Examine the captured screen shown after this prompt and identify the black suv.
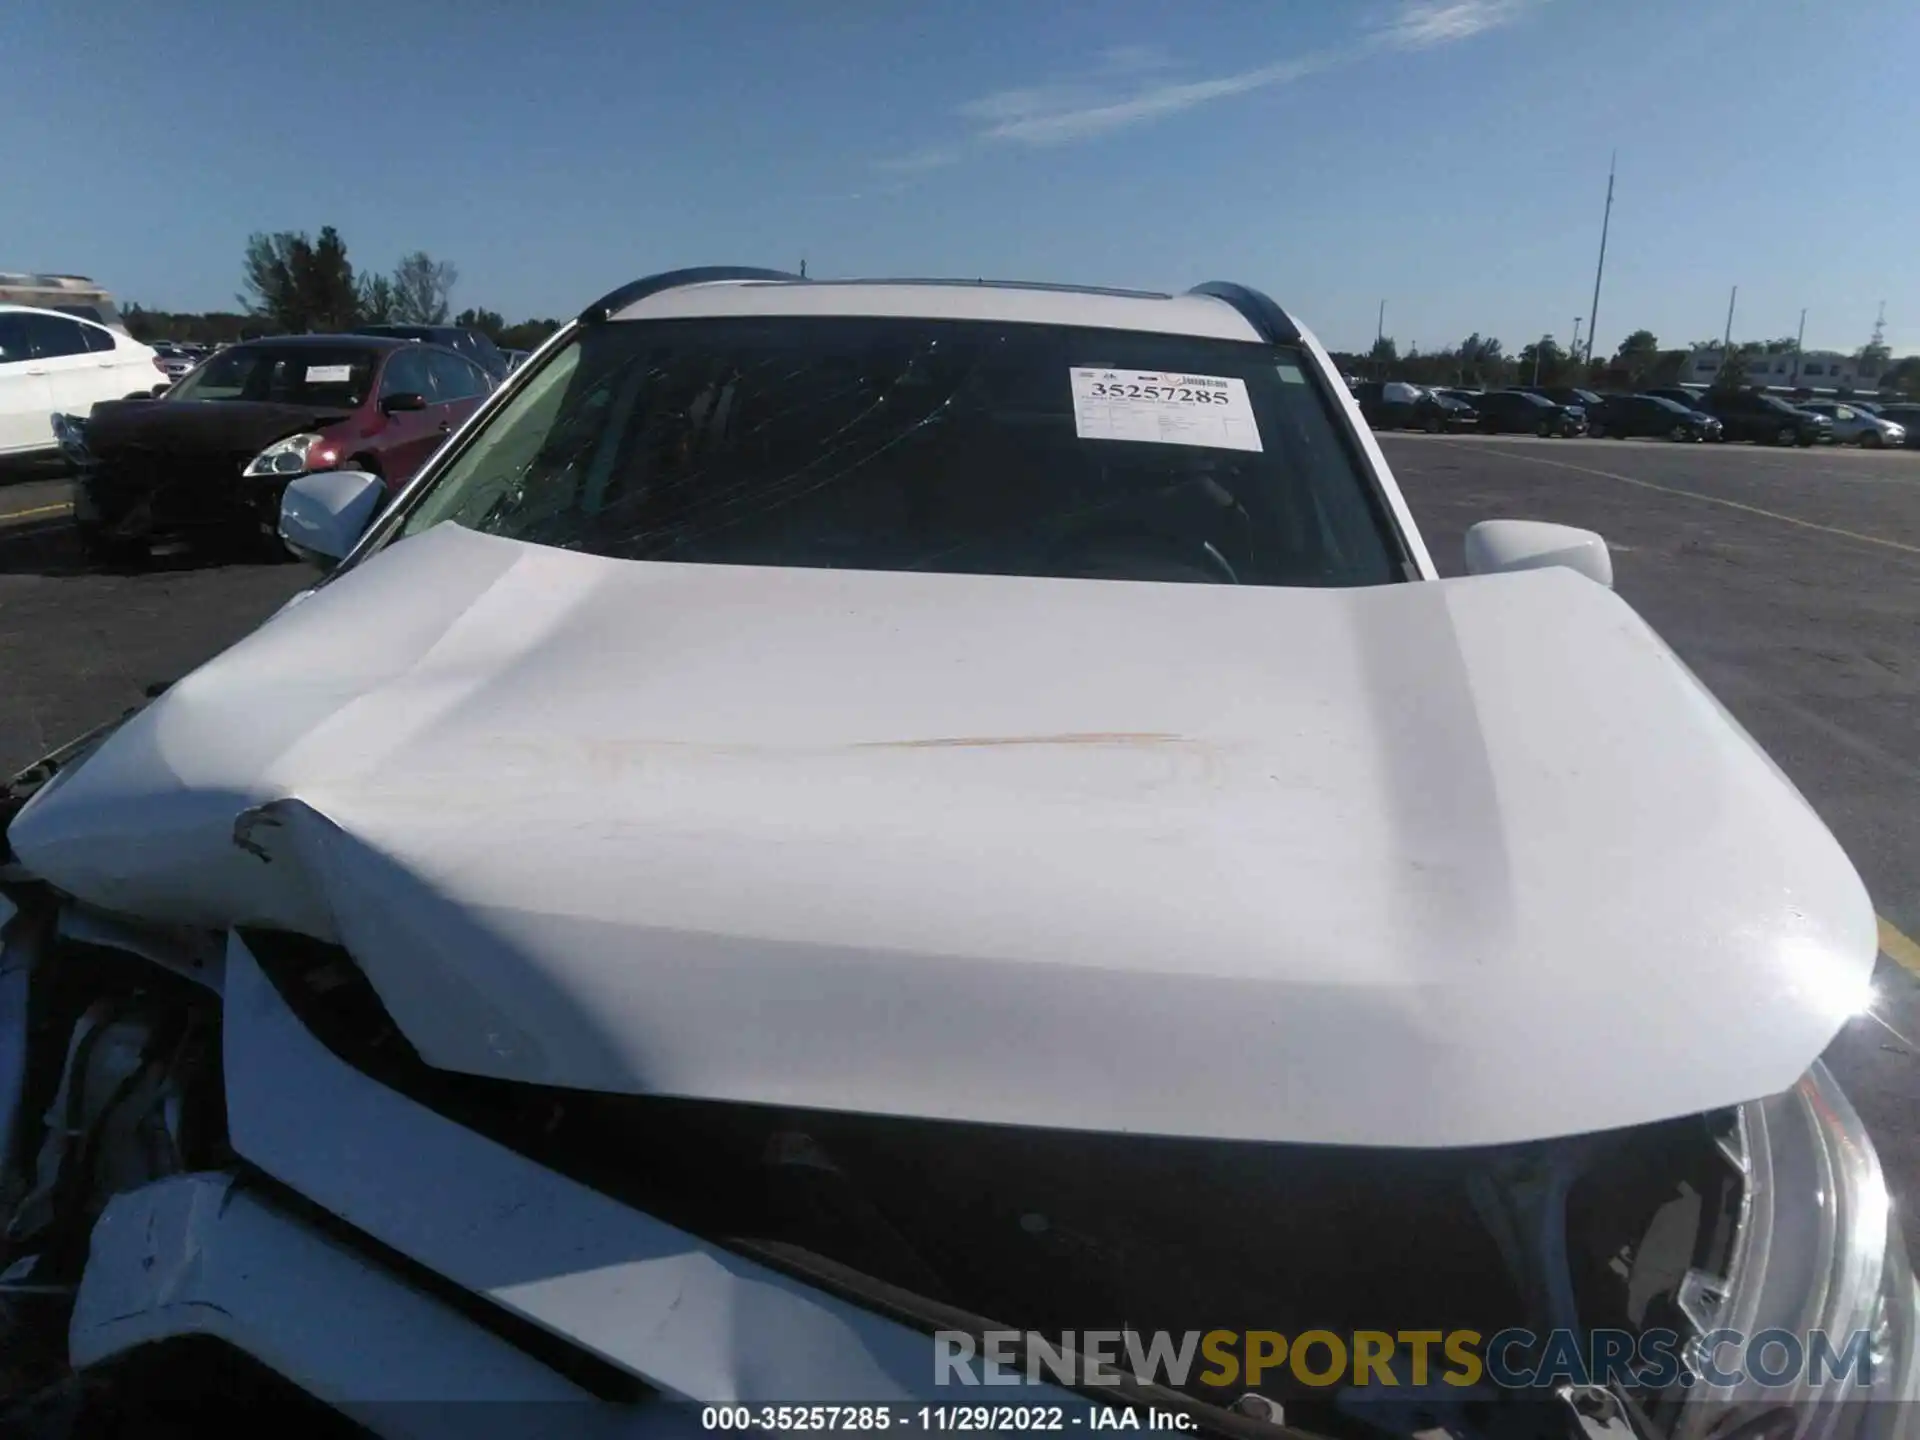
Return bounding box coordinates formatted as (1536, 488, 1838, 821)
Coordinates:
(1692, 389, 1827, 446)
(1467, 389, 1588, 437)
(1587, 394, 1723, 442)
(354, 324, 510, 379)
(1519, 385, 1607, 411)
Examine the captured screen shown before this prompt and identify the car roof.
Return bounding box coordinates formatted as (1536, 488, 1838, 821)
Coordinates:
(0, 301, 118, 325)
(605, 277, 1269, 343)
(225, 332, 414, 351)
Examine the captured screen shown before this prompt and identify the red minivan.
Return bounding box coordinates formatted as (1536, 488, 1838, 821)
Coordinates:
(65, 334, 495, 563)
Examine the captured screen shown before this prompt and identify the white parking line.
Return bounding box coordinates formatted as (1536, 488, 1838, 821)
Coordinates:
(0, 501, 71, 526)
(1443, 443, 1920, 558)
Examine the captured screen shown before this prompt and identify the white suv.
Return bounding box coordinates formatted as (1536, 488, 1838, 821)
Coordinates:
(2, 270, 1912, 1435)
(0, 303, 162, 459)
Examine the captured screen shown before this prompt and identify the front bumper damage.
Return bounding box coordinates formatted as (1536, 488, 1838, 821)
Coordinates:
(0, 714, 1917, 1437)
(53, 412, 285, 545)
(2, 896, 1917, 1437)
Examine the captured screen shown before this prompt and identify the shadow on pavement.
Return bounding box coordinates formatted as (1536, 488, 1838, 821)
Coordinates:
(0, 519, 298, 579)
(0, 456, 74, 488)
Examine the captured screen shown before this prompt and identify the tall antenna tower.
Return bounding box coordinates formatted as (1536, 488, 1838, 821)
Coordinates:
(1870, 301, 1886, 349)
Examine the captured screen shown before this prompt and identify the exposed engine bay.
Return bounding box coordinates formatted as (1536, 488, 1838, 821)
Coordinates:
(0, 878, 1761, 1440)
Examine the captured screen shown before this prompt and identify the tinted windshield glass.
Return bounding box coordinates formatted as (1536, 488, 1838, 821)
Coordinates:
(168, 345, 378, 406)
(390, 316, 1402, 588)
(1646, 395, 1689, 413)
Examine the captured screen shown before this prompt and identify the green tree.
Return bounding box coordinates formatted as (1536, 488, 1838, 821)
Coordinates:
(1368, 335, 1398, 364)
(1613, 328, 1658, 375)
(358, 274, 397, 324)
(498, 318, 562, 351)
(238, 232, 302, 330)
(454, 307, 507, 342)
(300, 227, 360, 330)
(123, 305, 254, 346)
(1458, 333, 1507, 387)
(1517, 336, 1569, 385)
(238, 227, 359, 332)
(391, 252, 458, 324)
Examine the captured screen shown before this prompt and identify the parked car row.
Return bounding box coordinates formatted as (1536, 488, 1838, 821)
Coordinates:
(1348, 375, 1914, 448)
(1352, 381, 1588, 437)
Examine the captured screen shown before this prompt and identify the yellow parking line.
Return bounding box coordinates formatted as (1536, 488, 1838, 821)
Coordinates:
(1882, 916, 1920, 980)
(0, 502, 72, 523)
(1452, 444, 1920, 557)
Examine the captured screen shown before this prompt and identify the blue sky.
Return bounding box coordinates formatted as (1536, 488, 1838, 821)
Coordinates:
(7, 0, 1914, 356)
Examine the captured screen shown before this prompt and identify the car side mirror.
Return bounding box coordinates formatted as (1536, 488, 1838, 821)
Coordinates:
(279, 468, 384, 569)
(379, 391, 428, 414)
(1463, 519, 1613, 588)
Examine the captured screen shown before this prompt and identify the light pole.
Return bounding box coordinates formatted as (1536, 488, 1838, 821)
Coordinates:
(1792, 307, 1806, 387)
(1586, 152, 1615, 366)
(1533, 334, 1553, 386)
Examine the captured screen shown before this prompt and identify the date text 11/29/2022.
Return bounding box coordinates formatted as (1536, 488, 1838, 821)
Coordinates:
(700, 1405, 1198, 1432)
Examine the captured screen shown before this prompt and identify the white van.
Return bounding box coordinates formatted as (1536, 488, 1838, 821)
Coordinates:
(0, 303, 163, 458)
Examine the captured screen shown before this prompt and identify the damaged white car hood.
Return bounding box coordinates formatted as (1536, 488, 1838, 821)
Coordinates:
(10, 523, 1877, 1147)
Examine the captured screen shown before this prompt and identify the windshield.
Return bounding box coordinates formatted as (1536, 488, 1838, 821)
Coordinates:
(1646, 395, 1691, 413)
(387, 315, 1404, 588)
(167, 344, 378, 407)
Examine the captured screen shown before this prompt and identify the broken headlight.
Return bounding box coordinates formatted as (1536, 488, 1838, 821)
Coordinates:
(1670, 1062, 1920, 1437)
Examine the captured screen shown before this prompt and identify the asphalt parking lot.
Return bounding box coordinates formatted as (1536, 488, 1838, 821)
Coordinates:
(3, 435, 1920, 1242)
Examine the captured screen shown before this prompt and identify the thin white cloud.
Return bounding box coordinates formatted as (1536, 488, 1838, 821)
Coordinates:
(876, 0, 1541, 171)
(1376, 0, 1535, 50)
(974, 54, 1337, 146)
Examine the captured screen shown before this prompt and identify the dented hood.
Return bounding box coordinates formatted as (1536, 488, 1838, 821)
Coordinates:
(81, 398, 352, 459)
(8, 524, 1877, 1147)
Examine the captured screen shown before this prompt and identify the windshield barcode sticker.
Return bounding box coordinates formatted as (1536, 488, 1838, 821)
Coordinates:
(1069, 369, 1262, 452)
(305, 365, 353, 383)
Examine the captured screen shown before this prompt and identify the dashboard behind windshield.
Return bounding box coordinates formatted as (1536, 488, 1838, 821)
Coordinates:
(168, 345, 378, 407)
(387, 315, 1405, 588)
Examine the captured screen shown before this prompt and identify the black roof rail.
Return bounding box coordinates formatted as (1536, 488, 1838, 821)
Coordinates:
(579, 266, 806, 323)
(828, 277, 1173, 300)
(1186, 282, 1302, 345)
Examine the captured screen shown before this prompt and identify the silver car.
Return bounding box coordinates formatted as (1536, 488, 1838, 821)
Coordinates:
(1800, 400, 1908, 448)
(149, 343, 199, 382)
